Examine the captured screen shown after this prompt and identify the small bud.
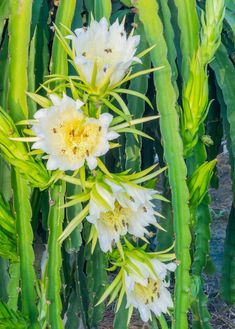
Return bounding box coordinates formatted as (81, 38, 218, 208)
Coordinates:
(188, 160, 217, 208)
(201, 134, 214, 146)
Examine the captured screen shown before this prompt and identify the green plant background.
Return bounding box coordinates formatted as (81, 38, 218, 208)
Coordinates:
(0, 0, 234, 329)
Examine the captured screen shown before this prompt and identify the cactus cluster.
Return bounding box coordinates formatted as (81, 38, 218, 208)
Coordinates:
(0, 1, 234, 329)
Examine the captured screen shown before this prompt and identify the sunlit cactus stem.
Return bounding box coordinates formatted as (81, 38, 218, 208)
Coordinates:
(8, 0, 39, 327)
(94, 0, 112, 21)
(45, 2, 76, 328)
(173, 0, 199, 81)
(46, 181, 66, 329)
(133, 1, 191, 328)
(50, 0, 76, 79)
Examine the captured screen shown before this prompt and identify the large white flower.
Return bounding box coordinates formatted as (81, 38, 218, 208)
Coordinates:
(32, 94, 118, 171)
(68, 17, 141, 88)
(87, 180, 157, 252)
(124, 257, 176, 322)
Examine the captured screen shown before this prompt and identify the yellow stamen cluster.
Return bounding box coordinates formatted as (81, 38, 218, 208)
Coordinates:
(100, 201, 131, 232)
(134, 278, 160, 305)
(52, 119, 102, 160)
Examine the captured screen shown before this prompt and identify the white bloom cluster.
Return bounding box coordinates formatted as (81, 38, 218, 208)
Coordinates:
(68, 17, 141, 88)
(124, 257, 176, 322)
(32, 94, 118, 171)
(87, 179, 156, 252)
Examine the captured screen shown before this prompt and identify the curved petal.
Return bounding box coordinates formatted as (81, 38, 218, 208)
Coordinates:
(47, 156, 59, 170)
(86, 156, 97, 170)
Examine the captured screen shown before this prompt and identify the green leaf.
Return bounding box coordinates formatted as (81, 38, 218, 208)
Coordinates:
(97, 270, 122, 305)
(59, 204, 89, 243)
(26, 92, 51, 108)
(0, 301, 28, 329)
(120, 0, 132, 7)
(109, 92, 131, 115)
(102, 98, 131, 122)
(0, 230, 17, 262)
(0, 1, 9, 19)
(0, 194, 15, 234)
(114, 88, 153, 109)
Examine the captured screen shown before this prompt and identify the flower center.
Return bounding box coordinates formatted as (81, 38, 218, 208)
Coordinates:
(100, 201, 131, 232)
(52, 119, 102, 160)
(134, 278, 160, 305)
(81, 45, 123, 71)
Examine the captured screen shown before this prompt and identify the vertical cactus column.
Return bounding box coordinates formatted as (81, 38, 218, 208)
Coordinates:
(211, 44, 235, 305)
(50, 0, 76, 77)
(46, 181, 66, 329)
(8, 1, 39, 327)
(94, 0, 112, 21)
(173, 0, 199, 81)
(125, 16, 151, 172)
(46, 1, 76, 328)
(135, 1, 191, 328)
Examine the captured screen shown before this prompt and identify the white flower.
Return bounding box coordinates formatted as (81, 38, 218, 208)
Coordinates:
(68, 17, 141, 88)
(124, 258, 176, 322)
(32, 94, 118, 171)
(87, 180, 157, 252)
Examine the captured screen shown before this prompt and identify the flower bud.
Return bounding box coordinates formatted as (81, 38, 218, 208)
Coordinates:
(188, 160, 217, 208)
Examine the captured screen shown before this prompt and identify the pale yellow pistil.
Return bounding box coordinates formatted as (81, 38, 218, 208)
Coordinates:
(51, 119, 102, 160)
(100, 201, 131, 232)
(134, 278, 160, 305)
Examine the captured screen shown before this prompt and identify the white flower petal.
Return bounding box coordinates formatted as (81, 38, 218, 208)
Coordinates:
(95, 184, 115, 210)
(124, 271, 135, 291)
(106, 131, 120, 140)
(96, 221, 116, 252)
(86, 215, 96, 224)
(124, 259, 174, 322)
(69, 18, 140, 88)
(99, 17, 109, 29)
(105, 179, 123, 193)
(31, 140, 45, 150)
(49, 94, 61, 106)
(31, 94, 114, 171)
(34, 109, 47, 119)
(76, 99, 84, 108)
(99, 113, 113, 127)
(86, 156, 97, 170)
(139, 305, 151, 322)
(47, 156, 59, 170)
(166, 262, 177, 272)
(88, 200, 100, 217)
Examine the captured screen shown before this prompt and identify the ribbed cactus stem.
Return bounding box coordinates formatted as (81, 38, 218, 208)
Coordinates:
(134, 1, 191, 327)
(8, 1, 39, 327)
(46, 181, 66, 329)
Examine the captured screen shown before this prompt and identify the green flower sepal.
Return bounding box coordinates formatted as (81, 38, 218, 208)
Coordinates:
(0, 108, 52, 189)
(187, 159, 217, 210)
(97, 241, 176, 323)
